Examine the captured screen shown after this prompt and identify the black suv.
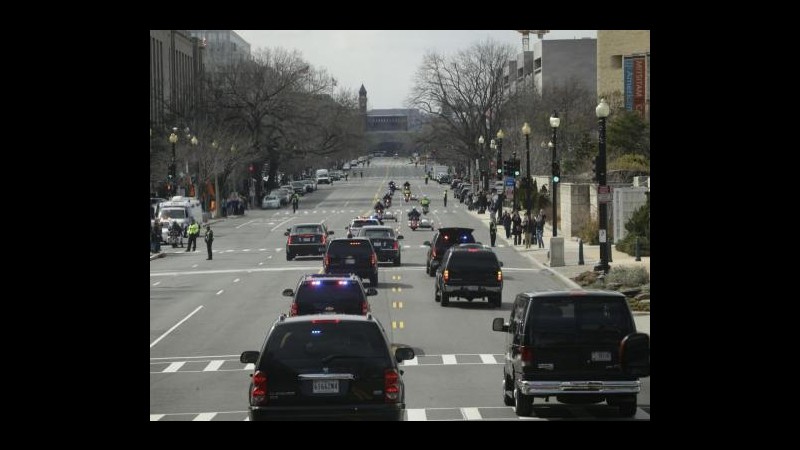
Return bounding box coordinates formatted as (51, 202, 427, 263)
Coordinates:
(435, 245, 503, 307)
(240, 314, 415, 421)
(424, 227, 476, 276)
(283, 274, 378, 316)
(492, 290, 650, 418)
(285, 223, 333, 261)
(323, 238, 379, 285)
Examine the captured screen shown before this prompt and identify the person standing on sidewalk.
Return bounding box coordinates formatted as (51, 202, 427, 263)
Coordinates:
(524, 213, 534, 249)
(511, 211, 522, 245)
(502, 211, 511, 239)
(535, 209, 546, 248)
(489, 219, 497, 247)
(204, 225, 214, 260)
(186, 219, 200, 252)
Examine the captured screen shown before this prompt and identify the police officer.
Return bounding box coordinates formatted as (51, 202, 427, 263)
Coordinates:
(204, 225, 214, 260)
(186, 219, 200, 252)
(443, 190, 448, 207)
(489, 219, 497, 247)
(291, 192, 299, 213)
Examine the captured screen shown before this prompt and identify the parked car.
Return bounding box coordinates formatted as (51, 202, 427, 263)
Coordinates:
(424, 227, 476, 276)
(492, 290, 650, 417)
(285, 223, 333, 261)
(240, 314, 415, 421)
(434, 245, 503, 307)
(282, 273, 377, 316)
(323, 238, 379, 286)
(290, 181, 306, 195)
(354, 225, 403, 265)
(261, 193, 281, 209)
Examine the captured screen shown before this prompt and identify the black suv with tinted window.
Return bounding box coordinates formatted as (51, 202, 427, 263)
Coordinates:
(323, 238, 379, 285)
(240, 314, 415, 421)
(285, 223, 333, 261)
(492, 290, 650, 418)
(424, 227, 475, 276)
(282, 274, 378, 316)
(435, 245, 503, 307)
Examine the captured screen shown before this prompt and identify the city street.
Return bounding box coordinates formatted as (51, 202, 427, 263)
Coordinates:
(150, 157, 650, 421)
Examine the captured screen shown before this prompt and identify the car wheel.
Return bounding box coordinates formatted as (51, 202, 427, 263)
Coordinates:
(370, 275, 378, 286)
(491, 294, 502, 308)
(425, 262, 430, 275)
(286, 252, 293, 261)
(394, 255, 401, 266)
(440, 291, 449, 307)
(434, 285, 441, 302)
(514, 387, 533, 416)
(503, 376, 515, 406)
(608, 395, 638, 418)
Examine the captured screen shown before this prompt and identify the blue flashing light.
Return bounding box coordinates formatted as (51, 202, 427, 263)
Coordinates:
(311, 330, 321, 335)
(310, 280, 321, 286)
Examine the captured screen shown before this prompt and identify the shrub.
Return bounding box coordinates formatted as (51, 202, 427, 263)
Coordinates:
(606, 266, 649, 287)
(577, 217, 599, 245)
(616, 234, 650, 256)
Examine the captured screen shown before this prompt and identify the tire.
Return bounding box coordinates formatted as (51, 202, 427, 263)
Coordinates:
(503, 376, 515, 406)
(490, 294, 502, 308)
(440, 291, 449, 307)
(370, 275, 378, 286)
(394, 255, 401, 266)
(608, 395, 638, 418)
(514, 387, 533, 416)
(286, 252, 293, 261)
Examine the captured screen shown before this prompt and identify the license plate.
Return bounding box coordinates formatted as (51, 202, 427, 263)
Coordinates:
(374, 242, 383, 247)
(591, 351, 612, 362)
(301, 237, 311, 243)
(345, 257, 356, 265)
(312, 379, 339, 394)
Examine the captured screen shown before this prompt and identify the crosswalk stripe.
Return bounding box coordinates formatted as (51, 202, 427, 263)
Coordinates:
(150, 414, 164, 421)
(402, 357, 419, 366)
(244, 363, 255, 371)
(461, 407, 482, 420)
(193, 413, 216, 421)
(442, 354, 457, 365)
(163, 362, 185, 373)
(406, 409, 427, 421)
(203, 360, 225, 372)
(479, 354, 497, 364)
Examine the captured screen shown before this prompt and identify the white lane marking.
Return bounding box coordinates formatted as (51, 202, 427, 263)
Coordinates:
(150, 266, 321, 277)
(150, 305, 203, 349)
(406, 409, 427, 421)
(216, 290, 224, 295)
(203, 360, 225, 372)
(259, 248, 267, 251)
(226, 249, 234, 253)
(258, 262, 263, 265)
(344, 201, 349, 207)
(193, 413, 217, 421)
(271, 217, 295, 232)
(191, 264, 198, 268)
(243, 249, 251, 252)
(267, 256, 273, 259)
(236, 219, 256, 229)
(245, 363, 255, 371)
(233, 278, 240, 283)
(150, 354, 239, 360)
(461, 407, 482, 420)
(152, 281, 161, 286)
(150, 414, 164, 421)
(162, 362, 185, 372)
(480, 354, 497, 364)
(403, 357, 419, 366)
(442, 354, 457, 365)
(275, 248, 283, 252)
(404, 245, 411, 249)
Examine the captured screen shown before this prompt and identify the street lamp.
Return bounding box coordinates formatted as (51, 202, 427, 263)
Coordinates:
(522, 122, 531, 215)
(190, 136, 198, 198)
(496, 129, 504, 181)
(168, 128, 178, 197)
(549, 111, 560, 237)
(595, 98, 611, 273)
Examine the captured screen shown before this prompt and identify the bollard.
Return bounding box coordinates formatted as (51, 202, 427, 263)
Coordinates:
(635, 236, 641, 261)
(578, 239, 584, 265)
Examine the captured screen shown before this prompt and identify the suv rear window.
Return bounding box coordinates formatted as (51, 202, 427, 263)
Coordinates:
(328, 240, 373, 256)
(447, 251, 498, 270)
(528, 297, 634, 345)
(352, 220, 378, 228)
(437, 230, 475, 250)
(362, 229, 394, 238)
(294, 225, 322, 234)
(262, 322, 389, 369)
(295, 281, 365, 315)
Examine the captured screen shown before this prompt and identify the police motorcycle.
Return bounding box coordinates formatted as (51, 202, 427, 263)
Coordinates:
(420, 195, 430, 214)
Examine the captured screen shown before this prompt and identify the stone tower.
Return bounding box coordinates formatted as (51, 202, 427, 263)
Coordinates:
(358, 84, 367, 115)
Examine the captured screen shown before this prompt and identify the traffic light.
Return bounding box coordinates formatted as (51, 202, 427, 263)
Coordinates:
(502, 160, 511, 176)
(513, 159, 521, 177)
(552, 161, 561, 183)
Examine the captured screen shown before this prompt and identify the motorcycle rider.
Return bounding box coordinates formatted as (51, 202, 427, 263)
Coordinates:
(374, 200, 385, 214)
(420, 195, 430, 213)
(408, 206, 421, 222)
(169, 221, 183, 247)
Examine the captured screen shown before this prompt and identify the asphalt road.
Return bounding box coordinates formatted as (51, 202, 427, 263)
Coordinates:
(150, 157, 651, 421)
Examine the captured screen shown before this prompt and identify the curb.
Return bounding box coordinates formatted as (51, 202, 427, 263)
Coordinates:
(150, 252, 165, 261)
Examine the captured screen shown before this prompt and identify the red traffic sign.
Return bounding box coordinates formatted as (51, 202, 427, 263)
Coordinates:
(598, 185, 612, 203)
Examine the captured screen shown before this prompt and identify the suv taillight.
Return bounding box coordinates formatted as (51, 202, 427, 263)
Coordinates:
(362, 300, 369, 315)
(497, 270, 503, 282)
(432, 248, 437, 259)
(251, 370, 268, 405)
(289, 303, 298, 316)
(443, 269, 449, 282)
(287, 236, 293, 245)
(321, 234, 327, 245)
(384, 368, 400, 402)
(324, 254, 330, 267)
(520, 346, 534, 367)
(393, 241, 399, 250)
(370, 253, 377, 266)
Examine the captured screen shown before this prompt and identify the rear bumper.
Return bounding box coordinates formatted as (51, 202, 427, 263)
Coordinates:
(443, 284, 502, 295)
(376, 249, 400, 261)
(287, 244, 326, 256)
(517, 379, 641, 396)
(249, 403, 404, 421)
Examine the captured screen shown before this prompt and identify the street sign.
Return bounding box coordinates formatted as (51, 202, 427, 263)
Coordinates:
(598, 185, 612, 203)
(599, 229, 607, 243)
(505, 177, 514, 187)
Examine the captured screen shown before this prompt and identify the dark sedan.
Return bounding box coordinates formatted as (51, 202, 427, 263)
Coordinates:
(355, 225, 403, 266)
(285, 223, 333, 261)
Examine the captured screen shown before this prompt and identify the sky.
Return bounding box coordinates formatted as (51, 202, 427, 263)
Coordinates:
(235, 30, 597, 110)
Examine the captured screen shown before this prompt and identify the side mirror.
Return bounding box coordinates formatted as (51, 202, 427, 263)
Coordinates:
(282, 289, 294, 297)
(328, 230, 334, 235)
(423, 241, 431, 246)
(395, 347, 415, 363)
(620, 332, 650, 378)
(499, 261, 504, 267)
(240, 350, 260, 364)
(284, 231, 289, 236)
(492, 317, 508, 332)
(286, 228, 291, 233)
(397, 235, 404, 240)
(365, 288, 378, 296)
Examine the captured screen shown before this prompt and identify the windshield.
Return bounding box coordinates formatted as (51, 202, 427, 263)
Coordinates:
(294, 225, 323, 234)
(295, 281, 365, 315)
(527, 297, 634, 345)
(159, 208, 186, 219)
(363, 229, 394, 238)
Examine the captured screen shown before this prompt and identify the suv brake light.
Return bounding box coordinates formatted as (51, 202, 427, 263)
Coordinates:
(362, 300, 369, 315)
(393, 241, 399, 250)
(251, 371, 268, 405)
(520, 346, 534, 367)
(497, 270, 503, 282)
(370, 252, 377, 266)
(384, 368, 400, 402)
(287, 236, 293, 245)
(443, 269, 449, 282)
(289, 303, 298, 316)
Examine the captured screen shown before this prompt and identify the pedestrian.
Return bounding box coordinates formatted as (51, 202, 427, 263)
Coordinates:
(489, 219, 497, 247)
(512, 211, 522, 246)
(502, 211, 511, 239)
(524, 213, 533, 249)
(360, 171, 363, 179)
(186, 218, 200, 252)
(535, 209, 546, 248)
(443, 190, 448, 207)
(345, 172, 348, 181)
(204, 224, 214, 260)
(291, 192, 299, 213)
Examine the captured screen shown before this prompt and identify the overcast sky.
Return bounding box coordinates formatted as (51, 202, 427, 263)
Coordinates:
(235, 30, 596, 110)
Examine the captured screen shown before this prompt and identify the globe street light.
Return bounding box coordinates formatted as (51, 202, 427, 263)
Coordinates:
(522, 122, 531, 215)
(168, 128, 178, 197)
(549, 111, 560, 237)
(496, 129, 505, 181)
(190, 135, 198, 198)
(595, 98, 611, 273)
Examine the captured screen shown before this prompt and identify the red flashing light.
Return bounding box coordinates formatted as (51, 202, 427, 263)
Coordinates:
(311, 319, 341, 324)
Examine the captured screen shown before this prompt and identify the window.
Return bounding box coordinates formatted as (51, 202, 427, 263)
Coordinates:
(448, 252, 498, 270)
(294, 226, 322, 234)
(264, 322, 388, 367)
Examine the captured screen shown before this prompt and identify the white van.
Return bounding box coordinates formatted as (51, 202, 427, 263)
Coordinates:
(157, 196, 204, 241)
(315, 169, 331, 185)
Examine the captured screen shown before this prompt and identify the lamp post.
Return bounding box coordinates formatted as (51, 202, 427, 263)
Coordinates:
(211, 140, 220, 218)
(190, 135, 198, 198)
(478, 136, 487, 192)
(549, 111, 560, 237)
(168, 128, 178, 197)
(595, 98, 611, 273)
(496, 130, 504, 181)
(522, 122, 531, 215)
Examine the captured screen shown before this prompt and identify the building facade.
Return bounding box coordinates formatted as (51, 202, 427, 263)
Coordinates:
(597, 30, 650, 120)
(150, 30, 206, 129)
(188, 30, 251, 72)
